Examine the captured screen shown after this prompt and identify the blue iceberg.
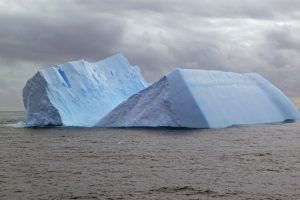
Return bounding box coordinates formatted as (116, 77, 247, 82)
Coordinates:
(23, 54, 147, 127)
(96, 69, 300, 128)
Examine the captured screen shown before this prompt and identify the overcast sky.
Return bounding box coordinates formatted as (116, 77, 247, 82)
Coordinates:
(0, 0, 300, 110)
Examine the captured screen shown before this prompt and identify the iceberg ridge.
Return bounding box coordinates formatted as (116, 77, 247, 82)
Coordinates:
(96, 69, 300, 128)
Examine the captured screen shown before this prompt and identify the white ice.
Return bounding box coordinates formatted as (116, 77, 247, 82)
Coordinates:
(97, 69, 300, 128)
(23, 54, 147, 127)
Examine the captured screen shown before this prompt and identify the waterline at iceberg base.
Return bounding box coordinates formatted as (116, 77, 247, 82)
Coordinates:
(23, 54, 300, 128)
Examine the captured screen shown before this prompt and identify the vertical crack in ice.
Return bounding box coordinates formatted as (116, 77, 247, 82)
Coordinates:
(58, 68, 71, 88)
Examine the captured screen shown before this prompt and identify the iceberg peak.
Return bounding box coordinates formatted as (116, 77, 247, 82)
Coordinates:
(23, 54, 148, 127)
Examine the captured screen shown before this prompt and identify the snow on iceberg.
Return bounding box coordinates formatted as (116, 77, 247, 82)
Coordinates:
(23, 54, 147, 127)
(96, 68, 300, 128)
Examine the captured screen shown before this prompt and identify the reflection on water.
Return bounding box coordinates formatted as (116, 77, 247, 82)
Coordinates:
(0, 111, 300, 199)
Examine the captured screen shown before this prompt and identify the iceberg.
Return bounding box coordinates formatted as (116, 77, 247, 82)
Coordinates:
(23, 54, 147, 127)
(96, 69, 300, 128)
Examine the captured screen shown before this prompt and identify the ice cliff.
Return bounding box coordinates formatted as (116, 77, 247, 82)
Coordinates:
(96, 69, 300, 128)
(23, 54, 147, 126)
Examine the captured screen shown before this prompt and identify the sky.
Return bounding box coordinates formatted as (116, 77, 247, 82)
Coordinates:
(0, 0, 300, 110)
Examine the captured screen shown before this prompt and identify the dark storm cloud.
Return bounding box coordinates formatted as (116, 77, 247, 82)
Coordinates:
(0, 0, 300, 110)
(0, 11, 125, 65)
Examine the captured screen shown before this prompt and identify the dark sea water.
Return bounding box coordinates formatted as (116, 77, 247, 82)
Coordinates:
(0, 111, 300, 200)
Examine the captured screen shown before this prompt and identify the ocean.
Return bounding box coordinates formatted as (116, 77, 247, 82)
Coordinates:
(0, 111, 300, 199)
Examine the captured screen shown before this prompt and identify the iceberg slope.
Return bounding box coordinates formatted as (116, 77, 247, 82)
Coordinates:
(96, 69, 300, 128)
(23, 54, 147, 127)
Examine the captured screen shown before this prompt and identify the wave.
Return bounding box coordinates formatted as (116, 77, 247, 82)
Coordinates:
(3, 121, 27, 128)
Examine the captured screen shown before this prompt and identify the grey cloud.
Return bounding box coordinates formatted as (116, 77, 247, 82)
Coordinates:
(74, 0, 300, 20)
(249, 25, 300, 95)
(0, 12, 125, 65)
(266, 26, 300, 52)
(261, 25, 300, 70)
